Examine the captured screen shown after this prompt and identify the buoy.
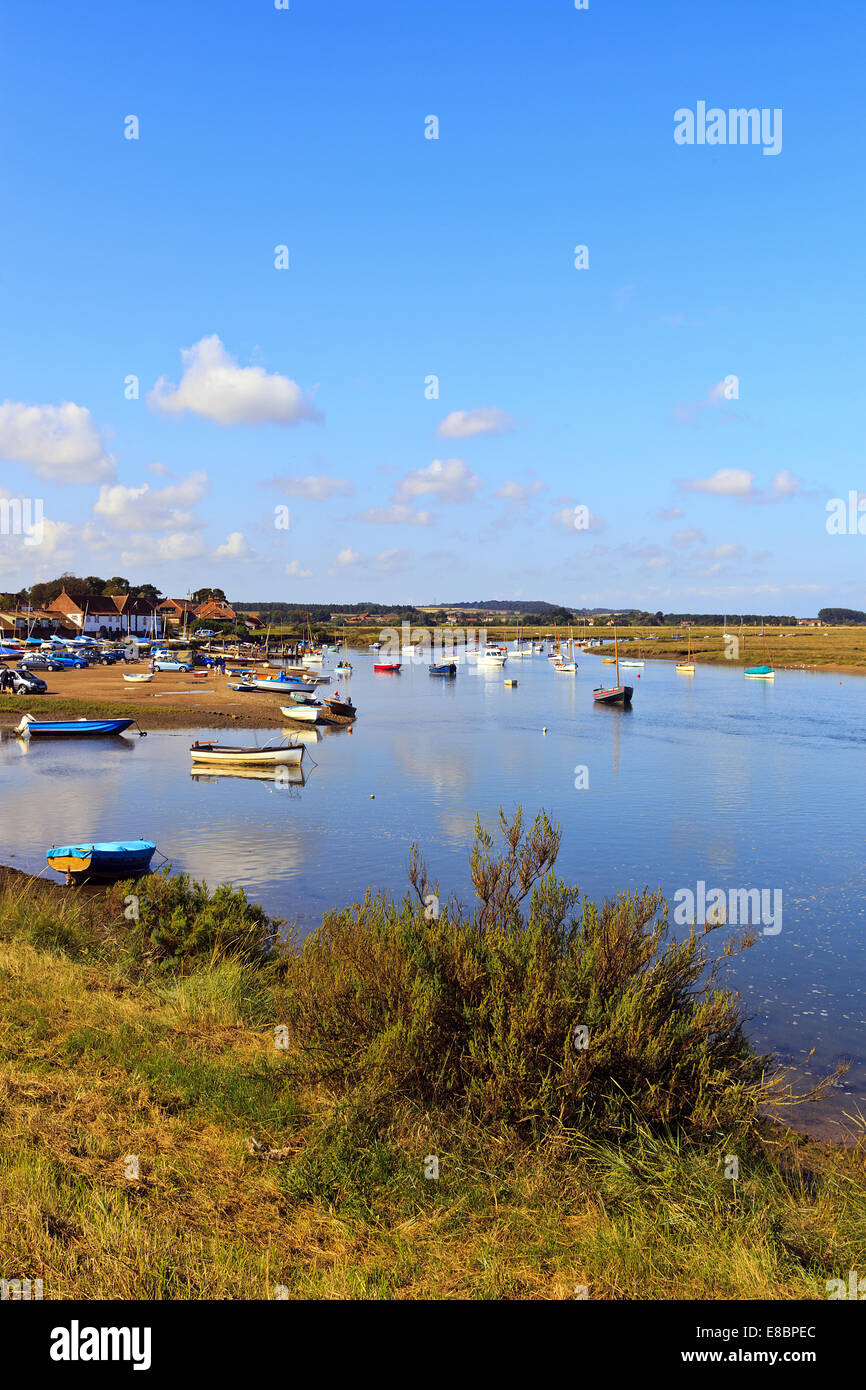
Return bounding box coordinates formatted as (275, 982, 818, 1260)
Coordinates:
(542, 726, 547, 734)
(370, 793, 375, 799)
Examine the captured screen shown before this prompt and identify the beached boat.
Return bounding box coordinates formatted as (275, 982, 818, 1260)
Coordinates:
(373, 662, 401, 672)
(189, 741, 304, 767)
(593, 627, 633, 707)
(429, 662, 457, 676)
(16, 714, 137, 738)
(122, 672, 153, 683)
(279, 704, 321, 722)
(47, 839, 156, 883)
(322, 695, 356, 719)
(288, 689, 319, 704)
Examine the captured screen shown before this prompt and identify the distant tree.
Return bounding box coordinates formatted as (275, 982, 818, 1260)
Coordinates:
(103, 576, 130, 595)
(134, 583, 164, 606)
(192, 587, 227, 604)
(818, 607, 866, 625)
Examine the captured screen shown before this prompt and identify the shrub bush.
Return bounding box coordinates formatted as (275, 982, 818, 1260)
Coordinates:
(283, 809, 771, 1140)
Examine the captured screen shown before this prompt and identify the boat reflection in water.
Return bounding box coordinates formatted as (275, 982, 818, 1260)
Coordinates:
(190, 764, 306, 790)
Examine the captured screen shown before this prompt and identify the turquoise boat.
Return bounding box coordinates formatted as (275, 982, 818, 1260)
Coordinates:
(47, 839, 157, 882)
(745, 664, 775, 680)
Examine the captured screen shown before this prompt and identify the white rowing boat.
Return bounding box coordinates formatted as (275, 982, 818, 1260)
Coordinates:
(122, 672, 153, 683)
(189, 741, 304, 766)
(279, 704, 320, 722)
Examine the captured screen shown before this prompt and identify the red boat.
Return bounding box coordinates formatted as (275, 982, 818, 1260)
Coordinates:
(373, 662, 401, 672)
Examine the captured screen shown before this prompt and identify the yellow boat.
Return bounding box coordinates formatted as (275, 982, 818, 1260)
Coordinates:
(676, 629, 695, 674)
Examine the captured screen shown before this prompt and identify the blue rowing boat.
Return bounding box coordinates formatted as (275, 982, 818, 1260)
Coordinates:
(429, 663, 457, 676)
(16, 714, 137, 738)
(47, 839, 157, 882)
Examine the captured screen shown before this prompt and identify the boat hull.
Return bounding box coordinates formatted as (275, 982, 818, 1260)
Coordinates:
(593, 685, 633, 707)
(17, 716, 135, 738)
(47, 839, 156, 881)
(429, 663, 456, 676)
(279, 704, 321, 722)
(190, 742, 303, 766)
(373, 663, 401, 672)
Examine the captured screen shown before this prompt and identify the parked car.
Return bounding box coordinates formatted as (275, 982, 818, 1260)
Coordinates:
(153, 659, 193, 672)
(0, 667, 47, 694)
(18, 655, 62, 672)
(49, 653, 89, 668)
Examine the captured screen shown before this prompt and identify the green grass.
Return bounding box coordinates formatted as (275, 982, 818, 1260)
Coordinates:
(0, 823, 863, 1301)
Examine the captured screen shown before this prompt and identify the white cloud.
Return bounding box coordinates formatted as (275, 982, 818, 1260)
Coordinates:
(268, 474, 354, 501)
(329, 547, 412, 575)
(657, 506, 685, 520)
(355, 504, 432, 525)
(148, 461, 173, 478)
(436, 408, 515, 439)
(0, 401, 115, 483)
(213, 530, 252, 560)
(395, 458, 480, 504)
(148, 335, 321, 426)
(678, 468, 755, 497)
(285, 560, 313, 578)
(118, 532, 208, 566)
(551, 506, 605, 533)
(494, 480, 546, 502)
(672, 527, 706, 548)
(93, 470, 209, 531)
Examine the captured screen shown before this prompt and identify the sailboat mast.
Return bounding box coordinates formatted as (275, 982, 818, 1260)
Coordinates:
(614, 625, 620, 685)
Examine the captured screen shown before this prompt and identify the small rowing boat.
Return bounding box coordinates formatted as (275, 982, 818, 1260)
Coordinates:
(122, 672, 153, 683)
(373, 663, 401, 672)
(279, 703, 321, 722)
(189, 741, 304, 767)
(429, 662, 457, 676)
(17, 714, 137, 738)
(47, 839, 156, 883)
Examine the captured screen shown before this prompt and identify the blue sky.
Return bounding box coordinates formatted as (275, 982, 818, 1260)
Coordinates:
(1, 0, 864, 613)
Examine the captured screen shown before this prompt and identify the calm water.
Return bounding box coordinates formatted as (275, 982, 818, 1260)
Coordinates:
(1, 649, 864, 1136)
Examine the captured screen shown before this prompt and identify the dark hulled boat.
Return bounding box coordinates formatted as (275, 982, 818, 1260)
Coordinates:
(592, 626, 634, 707)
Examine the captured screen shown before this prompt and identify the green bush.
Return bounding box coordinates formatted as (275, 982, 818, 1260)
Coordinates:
(105, 871, 283, 974)
(284, 810, 771, 1140)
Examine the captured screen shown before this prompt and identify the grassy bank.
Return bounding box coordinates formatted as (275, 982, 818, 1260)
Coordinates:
(0, 815, 863, 1300)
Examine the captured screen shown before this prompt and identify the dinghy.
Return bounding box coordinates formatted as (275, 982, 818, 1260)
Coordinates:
(373, 663, 401, 672)
(429, 662, 457, 676)
(17, 714, 137, 738)
(123, 673, 153, 683)
(279, 703, 321, 722)
(189, 741, 304, 767)
(47, 839, 156, 883)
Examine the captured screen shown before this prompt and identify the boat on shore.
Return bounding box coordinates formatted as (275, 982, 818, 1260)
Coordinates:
(16, 714, 138, 738)
(189, 741, 304, 767)
(122, 673, 153, 683)
(279, 703, 321, 722)
(322, 695, 356, 719)
(47, 839, 156, 883)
